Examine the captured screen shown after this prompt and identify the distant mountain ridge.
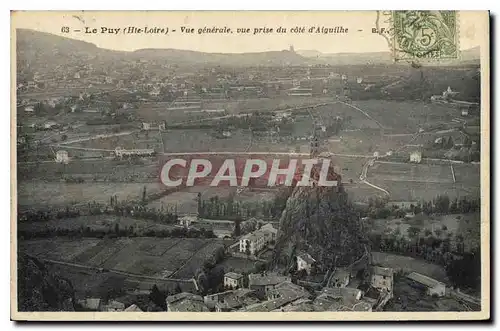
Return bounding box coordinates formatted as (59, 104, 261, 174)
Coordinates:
(297, 46, 480, 65)
(16, 29, 480, 68)
(16, 29, 310, 67)
(132, 48, 309, 66)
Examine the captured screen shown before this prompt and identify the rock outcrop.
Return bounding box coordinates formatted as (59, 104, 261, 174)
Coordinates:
(273, 167, 367, 271)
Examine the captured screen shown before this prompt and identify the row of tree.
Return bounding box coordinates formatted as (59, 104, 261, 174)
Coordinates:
(197, 187, 293, 221)
(18, 224, 217, 240)
(361, 195, 480, 220)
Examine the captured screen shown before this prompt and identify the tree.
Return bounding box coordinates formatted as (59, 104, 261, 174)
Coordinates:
(434, 195, 450, 214)
(197, 193, 202, 215)
(254, 261, 267, 274)
(464, 136, 472, 149)
(245, 242, 251, 257)
(173, 283, 182, 294)
(296, 268, 308, 280)
(213, 247, 225, 264)
(434, 228, 443, 238)
(142, 186, 147, 203)
(407, 226, 421, 240)
(149, 284, 167, 310)
(233, 219, 241, 237)
(446, 251, 481, 290)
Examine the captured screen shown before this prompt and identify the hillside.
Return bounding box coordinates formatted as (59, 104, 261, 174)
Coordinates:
(16, 29, 480, 69)
(298, 50, 393, 65)
(17, 253, 76, 311)
(133, 48, 309, 66)
(16, 29, 122, 65)
(15, 29, 310, 68)
(297, 47, 480, 66)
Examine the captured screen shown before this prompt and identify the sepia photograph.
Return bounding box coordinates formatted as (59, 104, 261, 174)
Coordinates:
(10, 10, 490, 321)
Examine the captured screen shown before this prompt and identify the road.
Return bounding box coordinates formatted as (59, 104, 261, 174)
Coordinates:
(160, 151, 372, 158)
(57, 130, 138, 145)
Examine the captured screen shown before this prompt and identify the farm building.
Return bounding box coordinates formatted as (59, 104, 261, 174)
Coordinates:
(266, 281, 310, 302)
(124, 304, 143, 312)
(77, 298, 102, 311)
(55, 150, 69, 164)
(43, 121, 58, 130)
(224, 272, 244, 289)
(179, 215, 197, 228)
(102, 300, 125, 312)
(370, 266, 394, 293)
(114, 147, 155, 158)
(409, 151, 422, 163)
(248, 273, 291, 298)
(330, 268, 350, 288)
(166, 292, 209, 312)
(239, 232, 266, 255)
(406, 272, 446, 297)
(204, 289, 259, 312)
(239, 223, 277, 255)
(297, 252, 316, 274)
(204, 288, 258, 311)
(259, 223, 277, 242)
(287, 87, 313, 97)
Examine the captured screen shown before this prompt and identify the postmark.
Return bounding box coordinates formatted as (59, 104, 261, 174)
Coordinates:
(392, 10, 459, 61)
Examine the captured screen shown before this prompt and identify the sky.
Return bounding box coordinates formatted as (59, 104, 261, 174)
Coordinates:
(11, 11, 487, 54)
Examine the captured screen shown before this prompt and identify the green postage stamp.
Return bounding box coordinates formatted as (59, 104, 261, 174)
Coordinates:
(392, 11, 459, 61)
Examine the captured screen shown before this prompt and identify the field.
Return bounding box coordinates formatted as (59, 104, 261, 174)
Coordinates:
(310, 103, 382, 130)
(204, 96, 338, 114)
(44, 263, 197, 300)
(345, 184, 386, 203)
(19, 237, 225, 278)
(369, 161, 454, 184)
(367, 161, 480, 201)
(371, 251, 447, 282)
(18, 157, 161, 181)
(62, 130, 162, 151)
(354, 100, 465, 132)
(161, 128, 253, 153)
(219, 256, 257, 274)
(17, 181, 165, 208)
(134, 96, 341, 123)
(18, 215, 176, 234)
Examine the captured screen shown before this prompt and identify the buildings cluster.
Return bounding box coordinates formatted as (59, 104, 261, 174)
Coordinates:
(76, 261, 450, 313)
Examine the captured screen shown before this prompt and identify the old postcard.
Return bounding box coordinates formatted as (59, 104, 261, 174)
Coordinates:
(10, 11, 490, 321)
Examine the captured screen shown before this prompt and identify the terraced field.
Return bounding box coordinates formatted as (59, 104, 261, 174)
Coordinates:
(19, 237, 225, 278)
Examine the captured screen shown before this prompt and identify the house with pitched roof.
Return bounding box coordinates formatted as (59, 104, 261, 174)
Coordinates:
(370, 266, 394, 294)
(248, 273, 291, 298)
(297, 252, 316, 274)
(224, 272, 244, 289)
(407, 272, 446, 297)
